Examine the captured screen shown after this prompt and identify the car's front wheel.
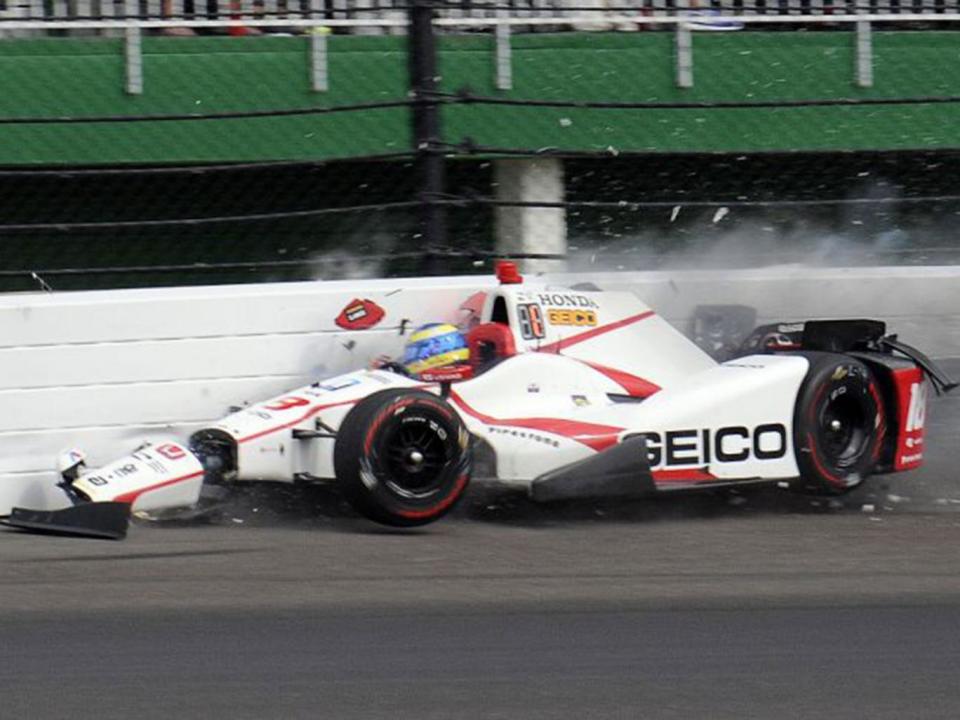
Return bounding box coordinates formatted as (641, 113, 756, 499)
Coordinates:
(334, 389, 472, 527)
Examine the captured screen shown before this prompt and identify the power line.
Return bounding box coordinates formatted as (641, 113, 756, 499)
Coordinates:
(0, 153, 414, 178)
(0, 200, 421, 233)
(9, 244, 960, 283)
(3, 90, 956, 128)
(434, 90, 960, 110)
(438, 194, 960, 209)
(445, 143, 960, 159)
(0, 250, 564, 278)
(0, 99, 413, 125)
(2, 192, 956, 234)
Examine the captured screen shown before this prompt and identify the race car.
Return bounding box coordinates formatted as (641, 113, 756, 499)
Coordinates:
(3, 262, 954, 538)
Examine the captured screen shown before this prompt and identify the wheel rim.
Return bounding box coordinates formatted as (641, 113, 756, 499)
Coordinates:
(817, 392, 868, 469)
(381, 414, 453, 499)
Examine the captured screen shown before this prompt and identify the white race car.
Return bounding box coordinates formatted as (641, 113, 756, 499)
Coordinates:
(4, 263, 953, 538)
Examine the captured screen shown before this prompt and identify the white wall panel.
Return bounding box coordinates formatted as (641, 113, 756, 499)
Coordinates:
(0, 329, 412, 390)
(0, 277, 493, 513)
(0, 422, 208, 475)
(0, 277, 487, 348)
(0, 472, 69, 511)
(0, 375, 311, 434)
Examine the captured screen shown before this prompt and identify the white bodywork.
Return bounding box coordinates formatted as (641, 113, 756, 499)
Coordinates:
(67, 279, 813, 509)
(73, 441, 204, 512)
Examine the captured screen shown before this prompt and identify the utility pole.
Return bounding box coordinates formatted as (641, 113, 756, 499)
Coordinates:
(408, 0, 446, 275)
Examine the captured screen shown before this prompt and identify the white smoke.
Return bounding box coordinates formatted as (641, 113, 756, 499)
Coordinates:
(309, 248, 388, 281)
(566, 215, 934, 272)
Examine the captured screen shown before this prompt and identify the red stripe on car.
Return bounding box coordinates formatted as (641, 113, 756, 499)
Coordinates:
(536, 310, 655, 354)
(238, 399, 359, 445)
(112, 470, 205, 505)
(237, 383, 432, 446)
(581, 361, 661, 398)
(449, 390, 622, 452)
(652, 468, 717, 484)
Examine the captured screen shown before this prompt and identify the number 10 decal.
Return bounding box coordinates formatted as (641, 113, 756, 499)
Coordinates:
(517, 304, 545, 340)
(906, 382, 927, 432)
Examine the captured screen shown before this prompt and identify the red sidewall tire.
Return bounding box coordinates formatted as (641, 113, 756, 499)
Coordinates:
(334, 389, 472, 527)
(793, 353, 885, 495)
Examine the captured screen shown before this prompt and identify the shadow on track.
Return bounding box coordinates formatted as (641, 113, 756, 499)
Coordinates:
(135, 474, 916, 535)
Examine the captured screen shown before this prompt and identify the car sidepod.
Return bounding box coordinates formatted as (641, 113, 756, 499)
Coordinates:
(608, 354, 811, 489)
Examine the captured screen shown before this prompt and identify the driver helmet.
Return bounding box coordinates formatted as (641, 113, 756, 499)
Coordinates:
(403, 323, 469, 378)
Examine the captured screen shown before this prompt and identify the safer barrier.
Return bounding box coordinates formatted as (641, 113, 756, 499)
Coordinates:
(0, 275, 488, 512)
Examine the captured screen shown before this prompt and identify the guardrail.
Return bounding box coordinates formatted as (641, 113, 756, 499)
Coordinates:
(1, 0, 959, 32)
(1, 10, 957, 94)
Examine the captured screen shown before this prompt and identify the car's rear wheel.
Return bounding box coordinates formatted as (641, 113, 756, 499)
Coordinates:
(334, 389, 472, 527)
(793, 353, 885, 495)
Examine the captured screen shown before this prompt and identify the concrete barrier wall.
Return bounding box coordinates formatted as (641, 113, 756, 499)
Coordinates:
(3, 266, 958, 513)
(0, 277, 490, 512)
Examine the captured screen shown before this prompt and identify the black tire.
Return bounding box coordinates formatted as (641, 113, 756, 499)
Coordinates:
(334, 389, 472, 527)
(793, 353, 886, 495)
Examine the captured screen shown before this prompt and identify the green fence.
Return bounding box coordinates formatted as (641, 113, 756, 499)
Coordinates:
(3, 16, 960, 291)
(2, 31, 960, 164)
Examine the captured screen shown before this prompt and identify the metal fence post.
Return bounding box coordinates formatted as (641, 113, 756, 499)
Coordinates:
(856, 20, 874, 89)
(308, 0, 329, 92)
(675, 23, 693, 89)
(309, 32, 329, 92)
(495, 10, 512, 91)
(124, 0, 143, 95)
(409, 0, 446, 273)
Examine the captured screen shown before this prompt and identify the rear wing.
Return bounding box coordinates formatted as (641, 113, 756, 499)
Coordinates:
(741, 318, 957, 395)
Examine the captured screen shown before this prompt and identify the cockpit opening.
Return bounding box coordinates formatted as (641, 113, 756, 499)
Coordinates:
(490, 296, 509, 325)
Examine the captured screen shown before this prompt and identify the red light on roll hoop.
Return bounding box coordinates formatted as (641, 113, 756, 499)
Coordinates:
(495, 260, 523, 285)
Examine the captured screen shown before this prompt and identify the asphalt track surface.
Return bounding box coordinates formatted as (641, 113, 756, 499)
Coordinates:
(2, 361, 960, 719)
